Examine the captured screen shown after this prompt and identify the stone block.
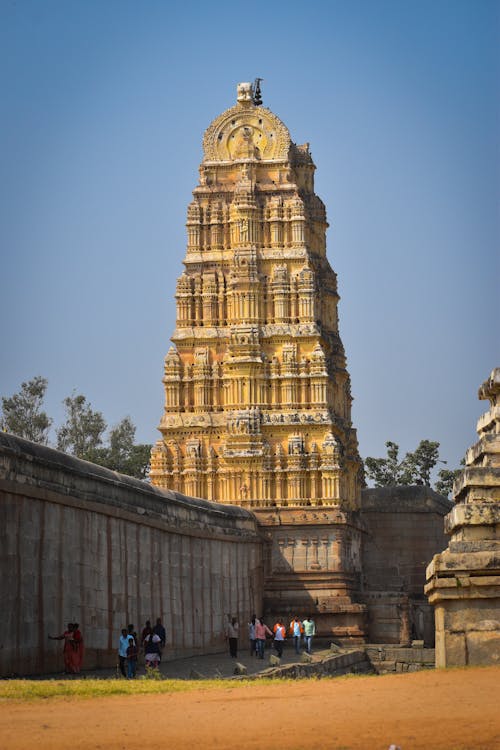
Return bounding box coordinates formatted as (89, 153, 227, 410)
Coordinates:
(301, 652, 313, 663)
(441, 632, 467, 667)
(465, 630, 500, 666)
(411, 640, 424, 649)
(233, 662, 247, 675)
(269, 654, 281, 666)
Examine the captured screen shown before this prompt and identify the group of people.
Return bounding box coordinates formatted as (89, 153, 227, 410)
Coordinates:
(118, 618, 166, 678)
(48, 622, 84, 674)
(51, 613, 314, 676)
(227, 615, 316, 659)
(269, 616, 316, 657)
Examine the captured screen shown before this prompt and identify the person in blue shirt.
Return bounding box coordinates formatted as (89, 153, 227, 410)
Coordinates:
(118, 628, 130, 677)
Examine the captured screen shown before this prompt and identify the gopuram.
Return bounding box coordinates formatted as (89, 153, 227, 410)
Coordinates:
(150, 81, 366, 639)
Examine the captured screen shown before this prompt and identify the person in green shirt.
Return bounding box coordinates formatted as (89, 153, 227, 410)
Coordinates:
(303, 616, 315, 654)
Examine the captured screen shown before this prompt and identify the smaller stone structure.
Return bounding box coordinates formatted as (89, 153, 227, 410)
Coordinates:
(361, 486, 451, 645)
(425, 368, 500, 667)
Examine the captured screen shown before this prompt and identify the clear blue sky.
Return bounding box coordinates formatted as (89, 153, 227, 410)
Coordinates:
(1, 0, 498, 475)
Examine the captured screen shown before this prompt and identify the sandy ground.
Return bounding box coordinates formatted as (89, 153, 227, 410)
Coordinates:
(1, 666, 499, 750)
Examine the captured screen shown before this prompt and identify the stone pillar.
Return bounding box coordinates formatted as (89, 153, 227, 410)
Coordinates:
(425, 368, 500, 667)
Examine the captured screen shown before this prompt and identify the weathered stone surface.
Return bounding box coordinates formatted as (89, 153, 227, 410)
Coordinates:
(0, 434, 263, 677)
(233, 662, 247, 675)
(269, 654, 281, 666)
(361, 486, 450, 646)
(426, 368, 500, 667)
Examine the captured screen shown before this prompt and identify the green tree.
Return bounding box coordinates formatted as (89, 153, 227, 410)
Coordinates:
(0, 376, 52, 444)
(94, 416, 151, 479)
(435, 458, 465, 498)
(56, 393, 107, 461)
(364, 441, 406, 486)
(365, 439, 442, 488)
(401, 439, 441, 486)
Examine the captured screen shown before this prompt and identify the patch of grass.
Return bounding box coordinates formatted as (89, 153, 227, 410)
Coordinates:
(0, 676, 294, 702)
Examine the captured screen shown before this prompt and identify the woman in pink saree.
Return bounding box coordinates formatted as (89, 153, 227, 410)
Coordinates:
(49, 623, 74, 673)
(70, 622, 84, 673)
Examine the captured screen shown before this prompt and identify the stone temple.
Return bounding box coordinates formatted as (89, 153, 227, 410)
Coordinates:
(150, 81, 361, 510)
(149, 82, 370, 639)
(1, 83, 463, 676)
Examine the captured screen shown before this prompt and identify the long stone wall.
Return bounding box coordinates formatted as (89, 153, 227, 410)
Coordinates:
(0, 434, 263, 677)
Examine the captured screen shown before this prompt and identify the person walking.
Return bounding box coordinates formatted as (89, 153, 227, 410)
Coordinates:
(118, 628, 129, 677)
(248, 615, 257, 657)
(289, 616, 303, 655)
(126, 635, 138, 678)
(303, 616, 316, 654)
(273, 618, 286, 658)
(226, 617, 239, 658)
(143, 630, 162, 670)
(255, 617, 272, 659)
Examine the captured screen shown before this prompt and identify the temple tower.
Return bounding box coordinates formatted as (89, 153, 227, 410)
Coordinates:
(151, 82, 366, 639)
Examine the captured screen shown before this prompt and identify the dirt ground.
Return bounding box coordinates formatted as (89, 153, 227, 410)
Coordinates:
(1, 666, 499, 750)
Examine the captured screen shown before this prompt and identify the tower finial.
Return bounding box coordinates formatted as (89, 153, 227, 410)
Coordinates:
(252, 78, 263, 106)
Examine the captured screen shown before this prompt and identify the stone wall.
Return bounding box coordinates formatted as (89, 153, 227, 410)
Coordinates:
(0, 433, 263, 677)
(361, 486, 452, 645)
(255, 506, 366, 641)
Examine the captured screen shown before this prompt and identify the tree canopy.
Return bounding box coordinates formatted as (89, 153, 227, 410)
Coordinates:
(364, 439, 461, 498)
(56, 393, 107, 461)
(0, 376, 52, 444)
(1, 377, 151, 480)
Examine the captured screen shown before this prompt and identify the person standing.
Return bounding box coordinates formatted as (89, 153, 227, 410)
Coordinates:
(255, 617, 272, 659)
(143, 630, 162, 670)
(153, 618, 166, 653)
(48, 623, 74, 674)
(226, 617, 239, 658)
(303, 616, 316, 654)
(141, 620, 152, 646)
(126, 636, 138, 678)
(248, 615, 257, 657)
(127, 623, 138, 645)
(289, 616, 303, 655)
(70, 623, 84, 674)
(118, 628, 129, 677)
(273, 618, 286, 658)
